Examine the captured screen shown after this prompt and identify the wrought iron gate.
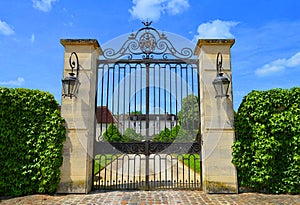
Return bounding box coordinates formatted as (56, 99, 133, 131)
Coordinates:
(93, 22, 201, 190)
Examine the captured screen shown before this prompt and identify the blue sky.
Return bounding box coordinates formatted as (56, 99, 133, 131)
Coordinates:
(0, 0, 299, 110)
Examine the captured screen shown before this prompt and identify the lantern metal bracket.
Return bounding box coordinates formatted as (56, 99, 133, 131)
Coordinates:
(212, 52, 230, 98)
(62, 52, 80, 98)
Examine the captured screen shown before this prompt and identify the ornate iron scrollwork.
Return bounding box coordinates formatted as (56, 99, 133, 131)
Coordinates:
(102, 21, 194, 60)
(94, 141, 200, 154)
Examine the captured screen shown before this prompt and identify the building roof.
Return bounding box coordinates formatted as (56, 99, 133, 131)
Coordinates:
(96, 106, 118, 123)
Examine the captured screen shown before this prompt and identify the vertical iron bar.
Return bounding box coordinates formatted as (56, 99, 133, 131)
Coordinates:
(171, 155, 174, 189)
(117, 64, 121, 134)
(158, 66, 161, 132)
(185, 65, 189, 139)
(191, 65, 195, 139)
(145, 62, 150, 190)
(194, 155, 197, 189)
(133, 155, 136, 189)
(182, 154, 185, 188)
(139, 64, 142, 135)
(127, 155, 130, 189)
(110, 155, 113, 188)
(176, 156, 179, 188)
(112, 65, 115, 136)
(100, 65, 105, 140)
(122, 65, 126, 135)
(105, 67, 110, 132)
(164, 64, 167, 130)
(175, 64, 178, 127)
(169, 64, 172, 132)
(121, 65, 125, 134)
(135, 65, 137, 116)
(134, 65, 137, 130)
(153, 65, 156, 137)
(128, 65, 132, 130)
(116, 155, 119, 189)
(165, 155, 167, 188)
(188, 155, 191, 189)
(180, 66, 183, 132)
(159, 154, 162, 188)
(104, 155, 107, 188)
(153, 154, 156, 188)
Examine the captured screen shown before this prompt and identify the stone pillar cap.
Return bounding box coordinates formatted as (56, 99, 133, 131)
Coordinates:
(194, 39, 235, 55)
(60, 39, 103, 54)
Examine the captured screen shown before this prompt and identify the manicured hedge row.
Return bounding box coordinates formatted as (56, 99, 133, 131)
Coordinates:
(232, 87, 300, 194)
(0, 88, 66, 196)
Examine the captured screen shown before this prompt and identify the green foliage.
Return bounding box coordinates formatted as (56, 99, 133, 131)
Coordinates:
(152, 125, 196, 142)
(103, 125, 144, 142)
(152, 127, 172, 142)
(130, 111, 142, 115)
(232, 87, 300, 194)
(123, 127, 143, 142)
(178, 94, 199, 132)
(178, 94, 199, 141)
(175, 126, 198, 142)
(0, 87, 66, 196)
(103, 124, 123, 142)
(153, 95, 200, 142)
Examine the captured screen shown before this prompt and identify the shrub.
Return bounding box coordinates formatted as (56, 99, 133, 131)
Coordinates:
(103, 124, 123, 142)
(232, 87, 300, 194)
(123, 127, 143, 142)
(152, 128, 172, 142)
(0, 88, 66, 196)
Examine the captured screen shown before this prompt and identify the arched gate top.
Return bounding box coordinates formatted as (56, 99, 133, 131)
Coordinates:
(102, 21, 195, 60)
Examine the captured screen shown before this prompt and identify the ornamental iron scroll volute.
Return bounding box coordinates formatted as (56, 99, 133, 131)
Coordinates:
(102, 21, 194, 60)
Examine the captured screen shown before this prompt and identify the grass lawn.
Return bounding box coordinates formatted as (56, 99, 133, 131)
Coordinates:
(94, 154, 201, 174)
(178, 154, 201, 174)
(94, 154, 120, 174)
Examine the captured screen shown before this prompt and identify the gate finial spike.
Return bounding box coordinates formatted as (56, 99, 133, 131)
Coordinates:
(142, 20, 152, 27)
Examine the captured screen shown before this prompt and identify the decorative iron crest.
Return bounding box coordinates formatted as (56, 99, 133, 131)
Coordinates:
(102, 21, 194, 60)
(94, 142, 200, 154)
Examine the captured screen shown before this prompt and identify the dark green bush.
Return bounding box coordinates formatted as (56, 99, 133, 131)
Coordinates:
(232, 87, 300, 194)
(0, 88, 66, 196)
(123, 127, 143, 142)
(103, 124, 124, 142)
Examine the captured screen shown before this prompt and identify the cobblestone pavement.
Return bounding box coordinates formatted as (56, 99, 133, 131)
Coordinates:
(1, 190, 299, 205)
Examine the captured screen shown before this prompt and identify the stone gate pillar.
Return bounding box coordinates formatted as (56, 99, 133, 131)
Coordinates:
(57, 39, 102, 193)
(195, 39, 238, 193)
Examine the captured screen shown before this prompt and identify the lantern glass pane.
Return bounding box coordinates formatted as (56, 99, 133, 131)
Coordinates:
(213, 82, 223, 97)
(62, 80, 68, 96)
(212, 74, 230, 97)
(68, 80, 76, 96)
(62, 76, 77, 97)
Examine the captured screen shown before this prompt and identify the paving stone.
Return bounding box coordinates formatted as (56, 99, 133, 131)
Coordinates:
(0, 190, 299, 205)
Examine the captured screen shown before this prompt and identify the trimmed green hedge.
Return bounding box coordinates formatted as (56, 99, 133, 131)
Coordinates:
(0, 88, 66, 196)
(232, 87, 300, 194)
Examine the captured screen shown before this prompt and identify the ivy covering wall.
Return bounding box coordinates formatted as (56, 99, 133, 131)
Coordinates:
(0, 88, 66, 196)
(232, 87, 300, 194)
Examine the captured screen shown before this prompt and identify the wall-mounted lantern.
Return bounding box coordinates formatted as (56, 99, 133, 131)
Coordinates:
(62, 52, 80, 98)
(212, 52, 230, 98)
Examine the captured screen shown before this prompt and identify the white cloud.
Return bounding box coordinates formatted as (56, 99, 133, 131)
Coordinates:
(31, 34, 35, 43)
(0, 77, 25, 86)
(0, 20, 15, 36)
(32, 0, 58, 12)
(165, 0, 189, 15)
(129, 0, 189, 21)
(194, 19, 238, 40)
(255, 52, 300, 76)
